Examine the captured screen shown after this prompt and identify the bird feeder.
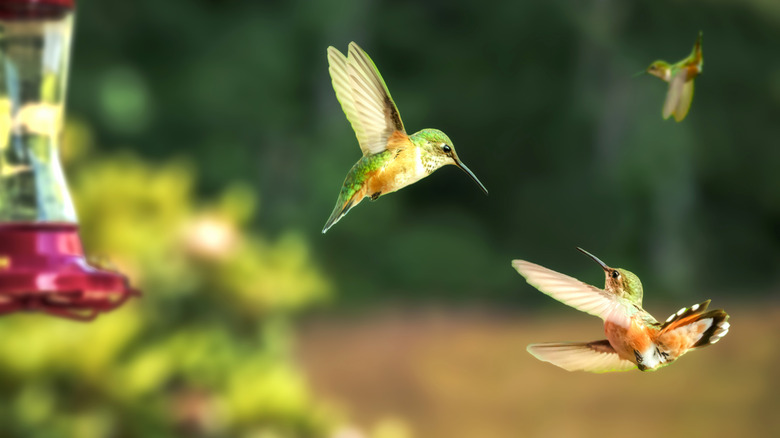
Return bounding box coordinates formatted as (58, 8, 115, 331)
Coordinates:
(0, 0, 138, 320)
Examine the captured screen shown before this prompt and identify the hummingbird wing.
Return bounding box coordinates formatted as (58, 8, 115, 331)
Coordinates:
(672, 78, 694, 122)
(512, 260, 630, 327)
(527, 341, 636, 373)
(327, 42, 405, 156)
(662, 69, 690, 121)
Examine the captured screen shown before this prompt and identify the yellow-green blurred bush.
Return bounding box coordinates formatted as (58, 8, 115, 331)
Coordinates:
(0, 120, 334, 437)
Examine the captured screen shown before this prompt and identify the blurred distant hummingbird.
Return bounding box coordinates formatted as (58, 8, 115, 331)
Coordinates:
(645, 31, 703, 122)
(512, 248, 729, 373)
(321, 42, 488, 233)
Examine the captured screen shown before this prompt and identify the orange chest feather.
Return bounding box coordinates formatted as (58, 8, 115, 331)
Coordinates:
(365, 144, 422, 196)
(604, 318, 654, 361)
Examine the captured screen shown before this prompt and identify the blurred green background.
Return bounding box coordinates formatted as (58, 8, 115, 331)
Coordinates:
(1, 0, 779, 437)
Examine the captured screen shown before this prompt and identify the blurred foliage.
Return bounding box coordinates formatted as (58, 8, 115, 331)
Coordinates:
(0, 121, 334, 437)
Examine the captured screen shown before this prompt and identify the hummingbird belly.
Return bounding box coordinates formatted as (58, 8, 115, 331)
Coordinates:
(606, 319, 670, 370)
(604, 319, 654, 364)
(366, 148, 428, 197)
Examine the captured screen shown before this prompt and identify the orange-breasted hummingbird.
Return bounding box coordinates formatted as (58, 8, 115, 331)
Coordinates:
(512, 248, 729, 372)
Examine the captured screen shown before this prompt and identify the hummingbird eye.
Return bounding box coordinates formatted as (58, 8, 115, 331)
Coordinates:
(611, 270, 620, 279)
(441, 144, 452, 153)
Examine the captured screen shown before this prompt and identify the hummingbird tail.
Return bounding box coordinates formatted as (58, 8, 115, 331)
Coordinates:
(659, 300, 730, 348)
(322, 193, 362, 234)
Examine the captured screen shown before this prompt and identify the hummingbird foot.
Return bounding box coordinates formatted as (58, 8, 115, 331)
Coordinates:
(633, 350, 648, 371)
(370, 192, 381, 201)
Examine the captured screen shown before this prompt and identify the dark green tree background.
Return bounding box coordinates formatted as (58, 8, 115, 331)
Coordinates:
(71, 0, 779, 303)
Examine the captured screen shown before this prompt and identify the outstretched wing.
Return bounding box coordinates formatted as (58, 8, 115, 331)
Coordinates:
(527, 341, 636, 373)
(327, 42, 405, 156)
(512, 260, 629, 327)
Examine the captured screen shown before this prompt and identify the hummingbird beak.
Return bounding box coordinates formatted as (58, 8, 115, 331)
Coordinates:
(576, 247, 610, 271)
(453, 157, 488, 195)
(632, 69, 647, 78)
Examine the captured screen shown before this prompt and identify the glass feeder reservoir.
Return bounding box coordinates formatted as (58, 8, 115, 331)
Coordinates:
(0, 0, 138, 320)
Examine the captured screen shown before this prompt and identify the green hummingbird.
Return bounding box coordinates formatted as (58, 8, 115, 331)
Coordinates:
(646, 31, 703, 122)
(512, 248, 729, 373)
(321, 42, 488, 234)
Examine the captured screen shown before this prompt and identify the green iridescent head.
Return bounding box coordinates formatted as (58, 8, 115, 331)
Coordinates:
(410, 129, 455, 170)
(577, 248, 644, 305)
(614, 268, 644, 304)
(646, 60, 671, 80)
(414, 128, 453, 147)
(410, 128, 488, 195)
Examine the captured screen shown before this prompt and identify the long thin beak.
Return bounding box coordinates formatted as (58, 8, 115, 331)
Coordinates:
(632, 69, 647, 78)
(576, 247, 609, 271)
(453, 158, 488, 195)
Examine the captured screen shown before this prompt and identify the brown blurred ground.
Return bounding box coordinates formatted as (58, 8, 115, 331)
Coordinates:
(298, 301, 780, 438)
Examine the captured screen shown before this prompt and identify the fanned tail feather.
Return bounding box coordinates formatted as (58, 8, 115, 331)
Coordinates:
(660, 300, 730, 348)
(693, 309, 729, 347)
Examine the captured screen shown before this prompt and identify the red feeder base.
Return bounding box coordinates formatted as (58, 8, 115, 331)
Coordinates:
(0, 223, 139, 320)
(0, 0, 74, 20)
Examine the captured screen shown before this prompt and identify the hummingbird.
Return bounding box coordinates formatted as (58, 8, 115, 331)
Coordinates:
(512, 248, 729, 373)
(321, 42, 488, 233)
(645, 31, 703, 122)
